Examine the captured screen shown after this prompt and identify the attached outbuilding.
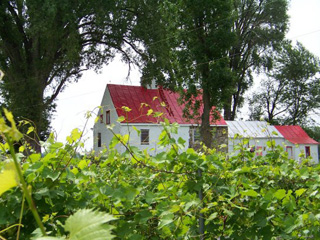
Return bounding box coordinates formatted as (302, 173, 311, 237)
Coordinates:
(275, 125, 319, 163)
(226, 121, 319, 163)
(226, 121, 284, 157)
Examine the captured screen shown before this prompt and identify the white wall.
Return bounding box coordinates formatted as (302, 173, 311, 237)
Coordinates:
(282, 140, 319, 164)
(228, 137, 319, 163)
(228, 137, 284, 157)
(93, 86, 120, 153)
(118, 124, 190, 155)
(95, 122, 190, 154)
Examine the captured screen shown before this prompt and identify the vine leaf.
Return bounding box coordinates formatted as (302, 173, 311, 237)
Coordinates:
(0, 162, 19, 196)
(36, 209, 116, 240)
(66, 209, 115, 240)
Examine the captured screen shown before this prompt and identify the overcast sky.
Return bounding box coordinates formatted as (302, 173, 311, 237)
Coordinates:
(51, 0, 320, 150)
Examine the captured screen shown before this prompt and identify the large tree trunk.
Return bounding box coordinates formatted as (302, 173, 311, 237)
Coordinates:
(200, 87, 212, 148)
(223, 97, 233, 120)
(5, 72, 47, 153)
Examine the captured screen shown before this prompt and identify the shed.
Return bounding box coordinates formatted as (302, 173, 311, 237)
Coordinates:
(226, 121, 284, 157)
(275, 125, 319, 162)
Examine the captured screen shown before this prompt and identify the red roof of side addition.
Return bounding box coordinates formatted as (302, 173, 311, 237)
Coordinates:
(274, 125, 319, 145)
(107, 84, 226, 125)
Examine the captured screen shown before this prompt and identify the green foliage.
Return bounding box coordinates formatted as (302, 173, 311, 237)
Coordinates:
(1, 113, 320, 239)
(225, 0, 289, 120)
(36, 209, 115, 240)
(138, 0, 235, 147)
(134, 0, 289, 147)
(249, 41, 320, 125)
(0, 0, 141, 146)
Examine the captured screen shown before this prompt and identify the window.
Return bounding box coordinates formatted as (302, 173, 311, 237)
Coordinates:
(305, 146, 310, 158)
(286, 146, 293, 158)
(141, 129, 149, 145)
(256, 146, 263, 156)
(106, 110, 110, 124)
(193, 128, 201, 143)
(100, 114, 103, 123)
(98, 132, 101, 147)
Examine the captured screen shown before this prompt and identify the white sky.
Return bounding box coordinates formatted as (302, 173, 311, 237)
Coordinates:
(51, 0, 320, 150)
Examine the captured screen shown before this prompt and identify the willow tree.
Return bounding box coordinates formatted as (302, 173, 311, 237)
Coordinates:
(0, 0, 138, 151)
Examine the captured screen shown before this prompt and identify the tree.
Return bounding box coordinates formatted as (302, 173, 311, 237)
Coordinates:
(0, 0, 138, 151)
(249, 41, 320, 125)
(224, 0, 289, 120)
(138, 0, 235, 148)
(137, 0, 289, 145)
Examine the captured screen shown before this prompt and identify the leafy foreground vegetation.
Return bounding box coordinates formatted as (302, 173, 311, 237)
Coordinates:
(1, 113, 320, 239)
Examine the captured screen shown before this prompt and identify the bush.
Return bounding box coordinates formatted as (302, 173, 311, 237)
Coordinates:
(1, 112, 320, 239)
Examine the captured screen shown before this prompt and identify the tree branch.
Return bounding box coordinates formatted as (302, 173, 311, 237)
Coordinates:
(45, 68, 88, 106)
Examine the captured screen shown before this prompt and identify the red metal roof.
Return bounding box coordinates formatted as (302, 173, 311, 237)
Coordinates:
(107, 84, 226, 125)
(274, 125, 319, 144)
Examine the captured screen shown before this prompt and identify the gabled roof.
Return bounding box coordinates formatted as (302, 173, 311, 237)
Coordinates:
(274, 125, 319, 145)
(107, 84, 226, 125)
(226, 121, 282, 138)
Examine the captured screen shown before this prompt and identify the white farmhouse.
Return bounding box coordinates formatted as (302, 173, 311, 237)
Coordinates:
(93, 84, 318, 163)
(93, 84, 228, 154)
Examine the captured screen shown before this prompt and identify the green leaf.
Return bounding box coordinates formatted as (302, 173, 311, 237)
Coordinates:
(27, 126, 35, 134)
(205, 212, 218, 224)
(71, 168, 79, 175)
(45, 170, 60, 181)
(65, 209, 116, 240)
(219, 144, 227, 149)
(109, 135, 120, 148)
(117, 116, 125, 122)
(234, 166, 252, 174)
(159, 212, 174, 229)
(122, 106, 131, 112)
(145, 191, 155, 204)
(70, 128, 82, 142)
(274, 189, 286, 200)
(295, 188, 306, 197)
(19, 145, 25, 153)
(132, 126, 141, 136)
(0, 162, 19, 196)
(2, 109, 23, 141)
(299, 167, 309, 179)
(241, 190, 259, 197)
(78, 160, 88, 170)
(147, 109, 153, 116)
(121, 134, 129, 145)
(170, 205, 180, 213)
(36, 237, 65, 240)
